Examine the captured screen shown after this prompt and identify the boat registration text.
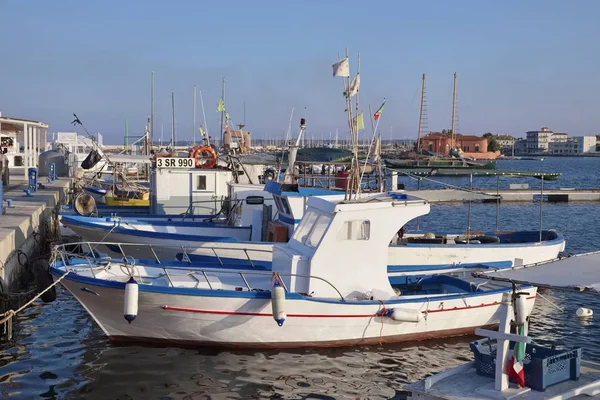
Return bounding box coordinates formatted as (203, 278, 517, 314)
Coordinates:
(156, 158, 196, 169)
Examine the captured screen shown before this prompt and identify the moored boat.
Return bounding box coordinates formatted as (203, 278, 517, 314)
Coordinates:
(50, 193, 537, 348)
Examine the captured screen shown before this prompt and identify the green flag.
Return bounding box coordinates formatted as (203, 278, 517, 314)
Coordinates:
(354, 113, 365, 131)
(217, 98, 225, 112)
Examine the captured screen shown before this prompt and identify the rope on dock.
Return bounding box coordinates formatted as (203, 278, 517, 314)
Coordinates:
(0, 269, 71, 340)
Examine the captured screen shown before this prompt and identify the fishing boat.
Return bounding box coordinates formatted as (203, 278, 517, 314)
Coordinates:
(49, 192, 537, 348)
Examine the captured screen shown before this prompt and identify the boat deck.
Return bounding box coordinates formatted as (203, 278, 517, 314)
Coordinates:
(406, 360, 600, 399)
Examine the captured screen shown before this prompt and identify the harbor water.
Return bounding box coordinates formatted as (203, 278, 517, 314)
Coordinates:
(2, 158, 600, 399)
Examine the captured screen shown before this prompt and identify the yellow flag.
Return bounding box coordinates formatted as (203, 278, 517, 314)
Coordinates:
(354, 113, 365, 131)
(217, 98, 225, 112)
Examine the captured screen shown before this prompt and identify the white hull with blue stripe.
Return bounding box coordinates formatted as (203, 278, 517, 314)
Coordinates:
(50, 193, 538, 348)
(60, 215, 253, 251)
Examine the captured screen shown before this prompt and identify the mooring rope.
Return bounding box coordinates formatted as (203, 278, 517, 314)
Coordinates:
(0, 269, 71, 340)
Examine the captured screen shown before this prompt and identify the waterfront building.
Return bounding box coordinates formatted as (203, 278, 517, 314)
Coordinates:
(0, 113, 48, 179)
(420, 132, 488, 155)
(525, 127, 569, 154)
(550, 136, 597, 155)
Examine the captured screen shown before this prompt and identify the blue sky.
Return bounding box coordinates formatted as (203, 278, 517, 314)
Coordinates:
(1, 0, 598, 143)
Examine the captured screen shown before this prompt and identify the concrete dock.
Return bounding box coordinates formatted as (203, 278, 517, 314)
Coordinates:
(0, 178, 70, 292)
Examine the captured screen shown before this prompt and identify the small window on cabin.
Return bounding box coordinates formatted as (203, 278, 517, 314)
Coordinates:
(274, 196, 285, 213)
(306, 214, 332, 248)
(280, 198, 291, 215)
(293, 211, 318, 242)
(196, 175, 207, 190)
(337, 220, 370, 241)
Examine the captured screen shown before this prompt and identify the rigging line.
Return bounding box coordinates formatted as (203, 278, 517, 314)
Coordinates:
(383, 166, 498, 198)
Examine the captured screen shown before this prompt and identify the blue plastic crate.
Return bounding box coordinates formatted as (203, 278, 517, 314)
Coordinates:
(470, 338, 581, 392)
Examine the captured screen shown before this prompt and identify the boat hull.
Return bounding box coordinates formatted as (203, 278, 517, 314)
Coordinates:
(52, 270, 537, 348)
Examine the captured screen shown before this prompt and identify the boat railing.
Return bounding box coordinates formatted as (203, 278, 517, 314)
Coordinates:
(51, 243, 344, 300)
(52, 241, 273, 269)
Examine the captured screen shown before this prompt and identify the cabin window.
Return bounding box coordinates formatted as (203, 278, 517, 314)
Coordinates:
(293, 211, 318, 242)
(305, 214, 332, 248)
(196, 175, 207, 190)
(273, 195, 291, 215)
(337, 220, 370, 241)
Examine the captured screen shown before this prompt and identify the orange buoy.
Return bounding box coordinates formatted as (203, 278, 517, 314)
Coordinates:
(191, 145, 217, 169)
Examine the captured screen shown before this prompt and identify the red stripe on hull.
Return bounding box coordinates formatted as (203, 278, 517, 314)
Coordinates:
(161, 296, 536, 318)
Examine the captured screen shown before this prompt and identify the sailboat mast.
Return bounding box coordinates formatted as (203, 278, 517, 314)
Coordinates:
(220, 77, 225, 147)
(150, 71, 154, 147)
(193, 85, 197, 145)
(171, 92, 175, 148)
(417, 73, 426, 158)
(451, 72, 457, 152)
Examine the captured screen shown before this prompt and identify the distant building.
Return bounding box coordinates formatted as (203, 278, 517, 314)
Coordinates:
(494, 134, 517, 156)
(513, 139, 527, 155)
(525, 127, 568, 154)
(420, 132, 487, 155)
(549, 136, 596, 155)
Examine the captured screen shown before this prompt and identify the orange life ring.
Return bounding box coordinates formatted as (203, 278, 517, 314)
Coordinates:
(190, 145, 217, 169)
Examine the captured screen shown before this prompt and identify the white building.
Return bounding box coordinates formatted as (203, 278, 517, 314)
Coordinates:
(549, 136, 596, 155)
(526, 127, 553, 153)
(0, 114, 48, 179)
(49, 131, 103, 153)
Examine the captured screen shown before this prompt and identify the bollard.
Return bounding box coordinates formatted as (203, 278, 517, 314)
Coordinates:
(28, 168, 38, 192)
(48, 162, 56, 182)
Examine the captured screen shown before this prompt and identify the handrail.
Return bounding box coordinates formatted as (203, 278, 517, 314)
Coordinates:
(52, 241, 273, 270)
(52, 245, 345, 301)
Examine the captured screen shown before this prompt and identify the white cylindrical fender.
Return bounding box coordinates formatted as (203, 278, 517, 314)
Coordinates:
(576, 307, 593, 318)
(388, 307, 423, 323)
(124, 277, 139, 324)
(271, 284, 286, 327)
(514, 294, 529, 325)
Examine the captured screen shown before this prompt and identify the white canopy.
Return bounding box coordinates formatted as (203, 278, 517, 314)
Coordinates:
(475, 251, 600, 295)
(106, 154, 153, 164)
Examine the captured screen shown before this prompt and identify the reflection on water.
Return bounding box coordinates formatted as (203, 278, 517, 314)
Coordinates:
(2, 189, 600, 398)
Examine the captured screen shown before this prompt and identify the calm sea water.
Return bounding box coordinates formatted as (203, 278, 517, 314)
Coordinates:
(2, 157, 600, 400)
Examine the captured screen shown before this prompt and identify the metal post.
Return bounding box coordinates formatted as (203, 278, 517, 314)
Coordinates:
(417, 178, 422, 231)
(539, 175, 544, 243)
(496, 175, 500, 232)
(467, 173, 472, 243)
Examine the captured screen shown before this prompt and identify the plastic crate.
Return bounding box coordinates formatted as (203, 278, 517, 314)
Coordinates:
(470, 338, 581, 392)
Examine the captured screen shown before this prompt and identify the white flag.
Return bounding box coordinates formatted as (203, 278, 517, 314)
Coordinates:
(347, 74, 360, 97)
(332, 57, 350, 77)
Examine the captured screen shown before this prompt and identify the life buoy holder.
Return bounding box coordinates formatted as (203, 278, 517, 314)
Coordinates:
(189, 145, 217, 169)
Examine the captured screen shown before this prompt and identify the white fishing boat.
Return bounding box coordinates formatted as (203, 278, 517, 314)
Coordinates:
(49, 193, 537, 348)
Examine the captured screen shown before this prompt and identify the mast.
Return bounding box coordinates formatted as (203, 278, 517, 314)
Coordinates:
(220, 77, 225, 147)
(417, 73, 427, 158)
(171, 92, 175, 148)
(199, 89, 209, 145)
(150, 71, 154, 148)
(125, 119, 128, 152)
(451, 72, 457, 152)
(193, 85, 197, 145)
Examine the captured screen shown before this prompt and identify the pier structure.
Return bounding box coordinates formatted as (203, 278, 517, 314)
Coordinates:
(0, 178, 69, 296)
(0, 115, 48, 180)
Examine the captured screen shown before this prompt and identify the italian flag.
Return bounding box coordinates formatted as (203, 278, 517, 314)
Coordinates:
(507, 325, 526, 387)
(374, 98, 386, 120)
